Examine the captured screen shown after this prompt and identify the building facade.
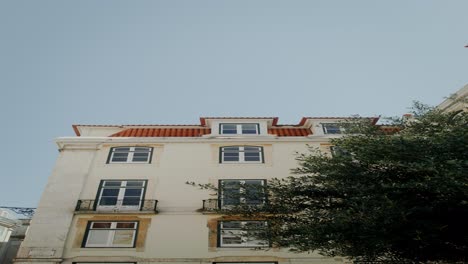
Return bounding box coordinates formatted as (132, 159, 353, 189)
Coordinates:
(437, 84, 468, 113)
(0, 218, 30, 264)
(0, 209, 15, 243)
(14, 117, 378, 264)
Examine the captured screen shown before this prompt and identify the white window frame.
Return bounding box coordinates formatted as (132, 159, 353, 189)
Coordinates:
(96, 180, 146, 211)
(108, 147, 153, 164)
(218, 221, 269, 248)
(219, 180, 266, 208)
(220, 123, 260, 135)
(84, 221, 138, 248)
(220, 146, 263, 163)
(322, 123, 344, 134)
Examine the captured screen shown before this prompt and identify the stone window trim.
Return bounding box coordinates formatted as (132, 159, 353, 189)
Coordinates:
(73, 216, 150, 252)
(82, 221, 138, 248)
(207, 216, 271, 250)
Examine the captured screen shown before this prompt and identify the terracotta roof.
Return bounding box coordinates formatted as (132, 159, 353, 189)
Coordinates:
(268, 128, 312, 137)
(72, 124, 203, 136)
(73, 116, 380, 136)
(378, 126, 401, 134)
(110, 127, 312, 137)
(111, 128, 211, 137)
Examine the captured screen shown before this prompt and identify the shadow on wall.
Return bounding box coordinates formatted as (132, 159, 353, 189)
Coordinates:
(0, 219, 30, 264)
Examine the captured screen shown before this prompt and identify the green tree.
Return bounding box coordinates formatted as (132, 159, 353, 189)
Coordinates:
(221, 104, 468, 263)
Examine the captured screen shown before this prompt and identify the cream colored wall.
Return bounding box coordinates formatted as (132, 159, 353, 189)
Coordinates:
(16, 147, 98, 262)
(18, 135, 343, 264)
(74, 141, 313, 214)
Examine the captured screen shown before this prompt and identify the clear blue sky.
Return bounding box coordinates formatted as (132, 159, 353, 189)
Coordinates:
(0, 1, 467, 207)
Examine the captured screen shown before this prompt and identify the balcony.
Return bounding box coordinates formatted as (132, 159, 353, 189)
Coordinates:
(75, 199, 158, 214)
(201, 198, 266, 213)
(202, 199, 219, 212)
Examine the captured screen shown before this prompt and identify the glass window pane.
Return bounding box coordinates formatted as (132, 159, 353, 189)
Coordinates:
(245, 181, 264, 204)
(223, 190, 240, 206)
(221, 124, 237, 134)
(223, 151, 239, 161)
(112, 230, 135, 246)
(111, 153, 129, 162)
(101, 189, 119, 196)
(223, 157, 239, 162)
(244, 221, 266, 229)
(132, 153, 149, 162)
(111, 158, 128, 162)
(221, 124, 236, 129)
(244, 146, 260, 152)
(87, 230, 109, 245)
(91, 222, 111, 228)
(221, 221, 242, 229)
(223, 181, 241, 188)
(223, 152, 239, 157)
(126, 181, 144, 187)
(122, 197, 141, 206)
(116, 222, 136, 229)
(112, 152, 129, 157)
(244, 153, 260, 161)
(104, 181, 122, 186)
(124, 188, 142, 197)
(323, 124, 342, 134)
(241, 124, 258, 134)
(134, 147, 150, 152)
(223, 146, 239, 151)
(114, 147, 131, 152)
(222, 236, 242, 245)
(99, 197, 118, 206)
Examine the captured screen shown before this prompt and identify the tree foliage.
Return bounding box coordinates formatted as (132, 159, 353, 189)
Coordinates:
(220, 104, 468, 263)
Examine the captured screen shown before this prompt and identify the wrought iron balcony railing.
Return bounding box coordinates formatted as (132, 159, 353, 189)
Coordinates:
(202, 199, 219, 211)
(202, 198, 267, 212)
(75, 199, 158, 213)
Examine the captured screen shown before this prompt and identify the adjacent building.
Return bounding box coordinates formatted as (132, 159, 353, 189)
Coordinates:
(14, 117, 378, 264)
(0, 209, 31, 264)
(437, 84, 468, 113)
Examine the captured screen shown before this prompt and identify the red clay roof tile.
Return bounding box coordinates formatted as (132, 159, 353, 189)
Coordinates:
(110, 127, 312, 137)
(110, 128, 212, 137)
(268, 128, 312, 137)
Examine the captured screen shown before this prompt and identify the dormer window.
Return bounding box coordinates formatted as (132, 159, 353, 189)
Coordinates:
(220, 123, 259, 135)
(322, 123, 344, 134)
